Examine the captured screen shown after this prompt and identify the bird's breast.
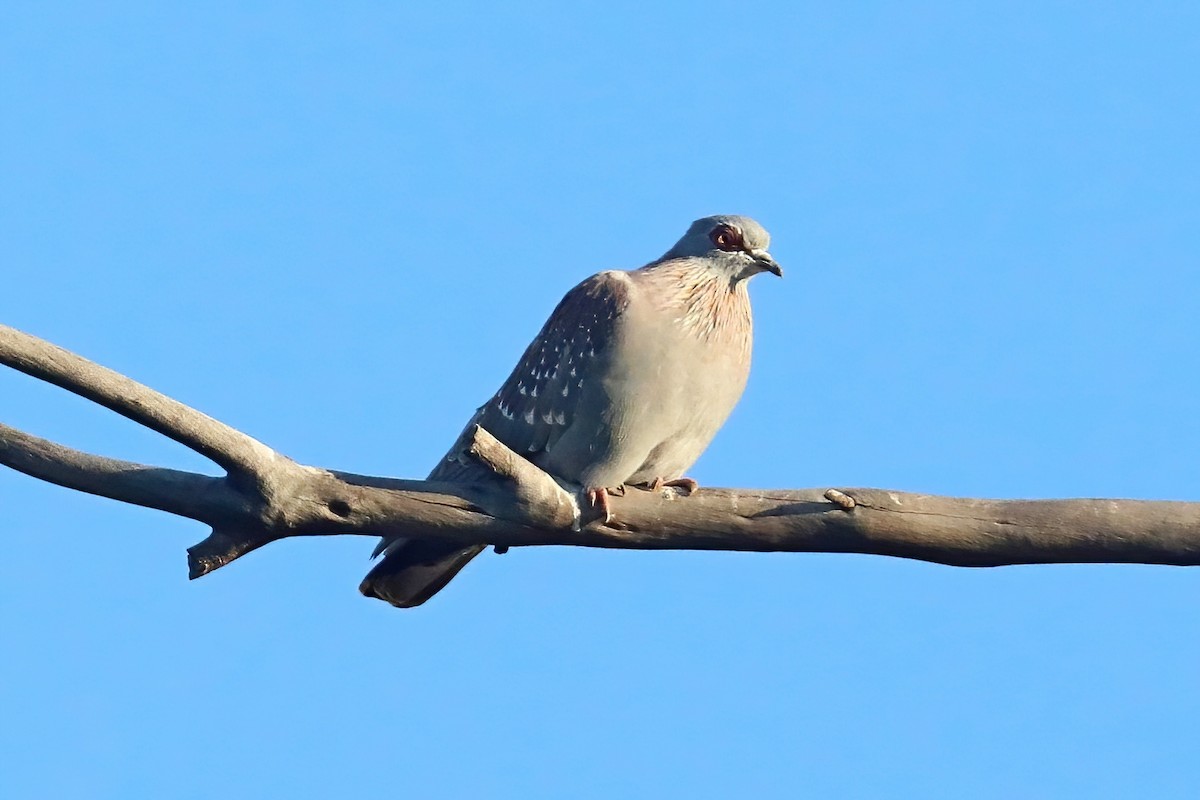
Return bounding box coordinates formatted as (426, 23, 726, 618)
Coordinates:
(594, 276, 753, 482)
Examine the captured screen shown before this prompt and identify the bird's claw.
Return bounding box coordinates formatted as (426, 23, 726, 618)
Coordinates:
(587, 487, 614, 524)
(588, 478, 699, 525)
(644, 476, 699, 495)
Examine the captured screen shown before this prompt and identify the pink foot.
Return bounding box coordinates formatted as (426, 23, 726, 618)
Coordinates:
(645, 476, 699, 495)
(587, 487, 614, 524)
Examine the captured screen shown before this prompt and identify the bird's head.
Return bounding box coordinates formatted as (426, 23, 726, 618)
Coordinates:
(660, 215, 782, 283)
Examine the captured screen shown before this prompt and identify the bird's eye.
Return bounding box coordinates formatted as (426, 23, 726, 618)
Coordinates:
(709, 224, 744, 252)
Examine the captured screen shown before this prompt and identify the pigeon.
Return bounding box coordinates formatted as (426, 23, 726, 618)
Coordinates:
(360, 215, 781, 607)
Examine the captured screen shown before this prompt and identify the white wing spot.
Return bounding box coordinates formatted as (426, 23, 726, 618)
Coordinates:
(554, 410, 566, 425)
(530, 386, 538, 397)
(561, 385, 569, 397)
(523, 409, 535, 424)
(542, 411, 555, 424)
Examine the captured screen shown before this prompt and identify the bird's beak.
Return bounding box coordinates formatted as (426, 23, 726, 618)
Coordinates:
(750, 250, 783, 277)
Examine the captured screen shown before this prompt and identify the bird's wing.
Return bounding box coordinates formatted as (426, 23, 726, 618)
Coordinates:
(428, 269, 633, 482)
(365, 270, 632, 572)
(364, 273, 633, 568)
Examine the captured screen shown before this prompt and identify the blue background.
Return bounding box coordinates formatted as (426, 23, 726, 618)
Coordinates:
(2, 3, 1198, 797)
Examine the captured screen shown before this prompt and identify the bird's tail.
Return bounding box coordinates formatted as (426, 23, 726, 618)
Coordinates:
(359, 539, 486, 608)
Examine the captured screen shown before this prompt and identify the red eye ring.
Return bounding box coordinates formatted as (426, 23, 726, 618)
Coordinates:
(709, 224, 744, 252)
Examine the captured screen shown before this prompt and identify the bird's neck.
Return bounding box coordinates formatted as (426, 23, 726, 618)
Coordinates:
(640, 261, 753, 349)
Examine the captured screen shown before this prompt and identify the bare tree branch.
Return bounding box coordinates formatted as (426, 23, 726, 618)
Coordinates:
(0, 324, 274, 475)
(3, 322, 1199, 593)
(0, 421, 226, 517)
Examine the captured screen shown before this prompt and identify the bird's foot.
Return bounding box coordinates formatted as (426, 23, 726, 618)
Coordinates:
(587, 479, 697, 525)
(586, 487, 616, 524)
(643, 476, 700, 495)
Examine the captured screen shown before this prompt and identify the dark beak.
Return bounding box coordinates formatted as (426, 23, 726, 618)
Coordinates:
(752, 251, 783, 277)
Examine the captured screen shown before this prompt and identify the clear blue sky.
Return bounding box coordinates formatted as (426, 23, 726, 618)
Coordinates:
(2, 3, 1198, 798)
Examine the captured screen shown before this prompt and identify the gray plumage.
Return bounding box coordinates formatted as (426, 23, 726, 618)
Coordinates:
(361, 215, 781, 607)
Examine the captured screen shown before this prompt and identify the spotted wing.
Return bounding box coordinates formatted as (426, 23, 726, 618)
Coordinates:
(363, 271, 633, 602)
(429, 270, 632, 481)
